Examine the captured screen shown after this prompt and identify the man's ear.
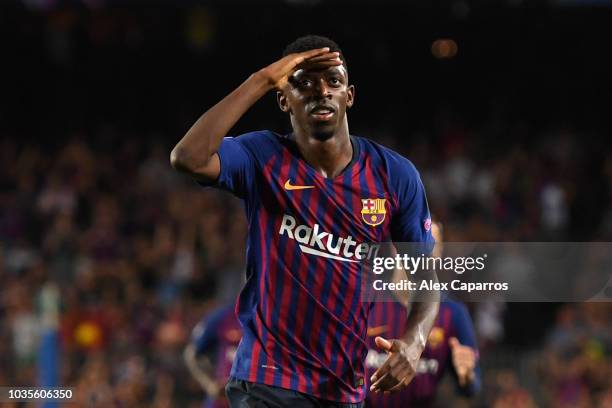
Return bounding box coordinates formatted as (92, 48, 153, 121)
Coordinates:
(346, 84, 355, 109)
(277, 91, 291, 113)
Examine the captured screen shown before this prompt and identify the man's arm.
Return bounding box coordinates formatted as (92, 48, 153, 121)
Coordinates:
(370, 279, 439, 393)
(183, 344, 223, 398)
(370, 160, 439, 393)
(401, 268, 440, 352)
(169, 47, 341, 182)
(449, 337, 480, 394)
(448, 302, 482, 396)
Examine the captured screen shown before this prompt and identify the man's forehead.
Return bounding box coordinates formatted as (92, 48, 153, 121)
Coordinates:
(292, 65, 348, 78)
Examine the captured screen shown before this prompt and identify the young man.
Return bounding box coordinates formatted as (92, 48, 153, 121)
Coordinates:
(365, 223, 481, 407)
(171, 35, 438, 407)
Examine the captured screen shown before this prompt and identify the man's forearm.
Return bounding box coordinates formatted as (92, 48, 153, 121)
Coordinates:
(183, 346, 219, 394)
(402, 288, 439, 351)
(170, 72, 271, 173)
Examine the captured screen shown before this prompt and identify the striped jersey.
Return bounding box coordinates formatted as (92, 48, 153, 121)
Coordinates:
(191, 305, 242, 408)
(365, 299, 481, 407)
(207, 130, 433, 403)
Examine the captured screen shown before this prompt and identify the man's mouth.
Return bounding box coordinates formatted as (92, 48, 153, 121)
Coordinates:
(309, 105, 336, 121)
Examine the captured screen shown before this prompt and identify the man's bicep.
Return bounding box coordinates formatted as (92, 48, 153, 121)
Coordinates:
(190, 153, 221, 183)
(197, 137, 255, 198)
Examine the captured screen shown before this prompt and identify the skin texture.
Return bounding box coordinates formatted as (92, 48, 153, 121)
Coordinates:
(170, 46, 440, 393)
(277, 62, 354, 178)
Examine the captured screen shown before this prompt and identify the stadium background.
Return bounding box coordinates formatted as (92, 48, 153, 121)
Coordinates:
(1, 1, 611, 406)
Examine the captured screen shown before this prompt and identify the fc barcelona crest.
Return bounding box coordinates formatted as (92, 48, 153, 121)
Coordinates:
(427, 327, 445, 349)
(361, 198, 386, 226)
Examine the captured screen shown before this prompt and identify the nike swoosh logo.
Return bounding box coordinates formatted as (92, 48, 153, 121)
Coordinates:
(284, 179, 315, 191)
(367, 325, 388, 337)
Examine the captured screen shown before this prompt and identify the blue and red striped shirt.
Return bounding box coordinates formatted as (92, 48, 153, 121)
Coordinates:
(365, 299, 481, 407)
(208, 130, 433, 402)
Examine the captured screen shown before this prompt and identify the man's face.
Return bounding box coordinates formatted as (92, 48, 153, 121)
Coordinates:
(278, 65, 354, 141)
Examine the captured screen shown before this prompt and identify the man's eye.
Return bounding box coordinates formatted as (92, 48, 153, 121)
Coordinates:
(329, 78, 341, 86)
(299, 79, 312, 87)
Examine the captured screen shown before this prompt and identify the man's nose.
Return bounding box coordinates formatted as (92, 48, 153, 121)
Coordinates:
(314, 79, 332, 98)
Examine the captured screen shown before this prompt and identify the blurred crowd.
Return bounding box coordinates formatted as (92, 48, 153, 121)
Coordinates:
(538, 303, 612, 407)
(0, 137, 247, 407)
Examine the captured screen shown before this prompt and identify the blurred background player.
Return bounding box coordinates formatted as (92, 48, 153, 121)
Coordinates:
(365, 222, 481, 407)
(185, 303, 242, 408)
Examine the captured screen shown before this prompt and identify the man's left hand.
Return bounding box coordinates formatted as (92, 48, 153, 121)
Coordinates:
(369, 336, 421, 393)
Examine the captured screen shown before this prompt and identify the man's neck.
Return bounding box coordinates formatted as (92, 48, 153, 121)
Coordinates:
(293, 126, 353, 179)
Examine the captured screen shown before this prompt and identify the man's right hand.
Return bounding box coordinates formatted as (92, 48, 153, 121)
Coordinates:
(256, 47, 343, 90)
(171, 48, 341, 183)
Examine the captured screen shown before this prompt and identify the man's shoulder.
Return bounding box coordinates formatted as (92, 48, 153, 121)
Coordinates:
(225, 130, 285, 161)
(356, 136, 420, 181)
(203, 305, 234, 328)
(229, 130, 278, 147)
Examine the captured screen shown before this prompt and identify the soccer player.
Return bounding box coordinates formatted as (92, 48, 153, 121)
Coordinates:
(365, 222, 481, 407)
(171, 35, 439, 407)
(184, 304, 242, 408)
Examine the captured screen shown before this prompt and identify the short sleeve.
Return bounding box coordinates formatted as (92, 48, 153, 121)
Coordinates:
(390, 157, 435, 250)
(191, 308, 228, 355)
(450, 302, 478, 352)
(199, 137, 255, 199)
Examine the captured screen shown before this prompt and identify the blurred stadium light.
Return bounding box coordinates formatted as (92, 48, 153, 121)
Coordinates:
(432, 38, 458, 59)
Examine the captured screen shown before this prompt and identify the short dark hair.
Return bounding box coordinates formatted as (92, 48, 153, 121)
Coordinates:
(283, 35, 348, 72)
